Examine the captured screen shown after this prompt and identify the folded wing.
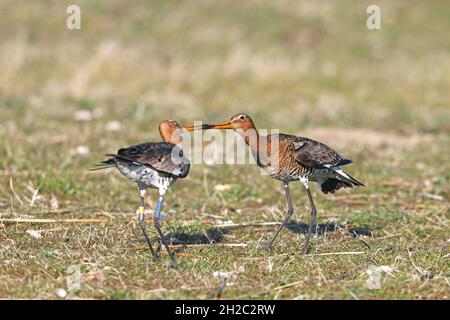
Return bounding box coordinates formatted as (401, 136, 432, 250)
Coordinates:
(293, 138, 349, 169)
(113, 142, 190, 178)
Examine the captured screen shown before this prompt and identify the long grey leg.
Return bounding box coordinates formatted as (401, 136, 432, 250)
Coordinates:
(303, 187, 317, 255)
(153, 194, 178, 268)
(265, 181, 294, 251)
(137, 187, 158, 260)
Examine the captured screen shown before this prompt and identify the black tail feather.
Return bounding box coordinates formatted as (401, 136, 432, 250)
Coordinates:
(88, 158, 116, 171)
(337, 159, 353, 166)
(321, 168, 365, 194)
(320, 179, 353, 194)
(341, 171, 365, 187)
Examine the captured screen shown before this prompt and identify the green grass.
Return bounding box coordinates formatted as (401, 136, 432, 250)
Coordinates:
(0, 0, 449, 299)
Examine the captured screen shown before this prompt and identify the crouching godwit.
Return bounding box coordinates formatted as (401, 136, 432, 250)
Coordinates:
(91, 120, 196, 267)
(200, 114, 364, 254)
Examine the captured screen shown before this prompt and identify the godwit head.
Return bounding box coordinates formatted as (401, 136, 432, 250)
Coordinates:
(158, 120, 197, 146)
(201, 113, 260, 148)
(202, 113, 256, 133)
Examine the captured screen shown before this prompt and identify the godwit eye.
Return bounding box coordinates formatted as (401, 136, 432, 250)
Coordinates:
(239, 115, 245, 120)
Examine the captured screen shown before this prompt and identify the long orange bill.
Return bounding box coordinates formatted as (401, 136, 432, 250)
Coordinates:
(182, 121, 233, 131)
(199, 120, 234, 130)
(182, 125, 202, 132)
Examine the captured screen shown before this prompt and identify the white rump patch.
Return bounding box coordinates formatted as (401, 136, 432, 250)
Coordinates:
(333, 168, 351, 181)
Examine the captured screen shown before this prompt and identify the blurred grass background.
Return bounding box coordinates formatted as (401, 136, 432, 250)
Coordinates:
(0, 0, 448, 299)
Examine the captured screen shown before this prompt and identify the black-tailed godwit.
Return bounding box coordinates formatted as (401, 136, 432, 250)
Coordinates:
(91, 120, 196, 267)
(200, 114, 364, 254)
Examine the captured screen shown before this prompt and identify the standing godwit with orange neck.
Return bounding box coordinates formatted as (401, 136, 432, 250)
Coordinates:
(91, 120, 197, 267)
(201, 114, 364, 254)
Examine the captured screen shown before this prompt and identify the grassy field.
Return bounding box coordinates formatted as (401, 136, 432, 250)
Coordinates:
(0, 0, 449, 299)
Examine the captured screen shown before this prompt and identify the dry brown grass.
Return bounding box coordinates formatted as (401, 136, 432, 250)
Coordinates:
(0, 0, 449, 299)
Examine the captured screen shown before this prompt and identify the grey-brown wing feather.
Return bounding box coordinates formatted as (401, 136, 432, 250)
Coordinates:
(113, 142, 190, 178)
(291, 137, 351, 169)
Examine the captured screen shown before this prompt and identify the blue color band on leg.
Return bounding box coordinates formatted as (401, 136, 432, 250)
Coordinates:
(155, 197, 164, 219)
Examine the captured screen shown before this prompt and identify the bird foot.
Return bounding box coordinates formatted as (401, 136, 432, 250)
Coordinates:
(151, 253, 160, 262)
(302, 242, 311, 255)
(263, 241, 274, 253)
(155, 239, 162, 253)
(168, 259, 179, 269)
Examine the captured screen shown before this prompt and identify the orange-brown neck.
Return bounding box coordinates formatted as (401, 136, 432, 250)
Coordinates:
(241, 128, 260, 153)
(236, 124, 271, 165)
(159, 127, 182, 147)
